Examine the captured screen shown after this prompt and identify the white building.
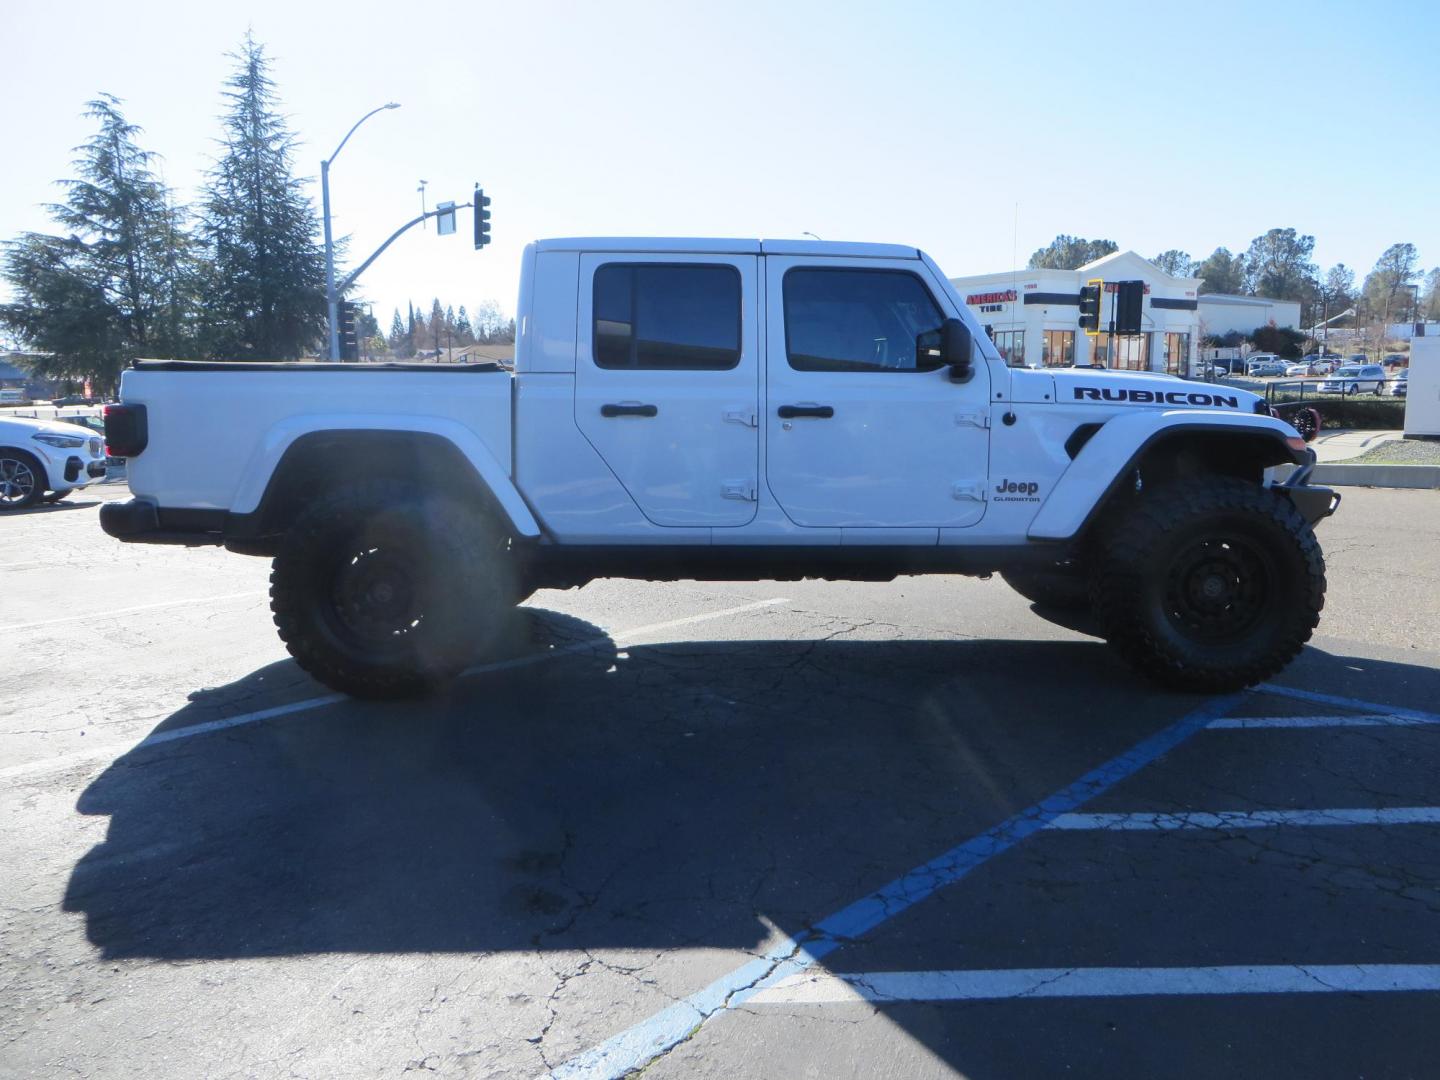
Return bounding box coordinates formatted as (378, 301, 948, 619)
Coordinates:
(1197, 293, 1301, 339)
(950, 251, 1202, 375)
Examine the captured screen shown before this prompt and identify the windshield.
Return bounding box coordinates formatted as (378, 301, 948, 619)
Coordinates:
(1335, 367, 1361, 377)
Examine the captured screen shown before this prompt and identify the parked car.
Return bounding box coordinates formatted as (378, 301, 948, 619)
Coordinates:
(99, 235, 1338, 698)
(1252, 359, 1290, 377)
(1383, 353, 1408, 369)
(0, 413, 108, 509)
(1244, 353, 1283, 375)
(1285, 361, 1323, 377)
(1299, 354, 1338, 374)
(1387, 369, 1408, 397)
(1319, 364, 1386, 395)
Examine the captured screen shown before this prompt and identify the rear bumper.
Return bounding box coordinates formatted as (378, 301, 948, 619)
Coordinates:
(100, 498, 225, 546)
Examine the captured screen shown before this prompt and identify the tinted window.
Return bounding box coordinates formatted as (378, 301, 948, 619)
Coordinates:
(593, 264, 741, 370)
(783, 269, 945, 372)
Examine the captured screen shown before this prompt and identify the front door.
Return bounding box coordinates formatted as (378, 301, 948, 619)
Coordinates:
(575, 253, 760, 527)
(764, 257, 991, 528)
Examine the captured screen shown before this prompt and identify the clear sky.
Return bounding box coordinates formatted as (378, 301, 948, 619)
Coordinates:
(4, 0, 1437, 329)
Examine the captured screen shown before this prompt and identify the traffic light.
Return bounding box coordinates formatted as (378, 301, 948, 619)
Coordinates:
(337, 300, 359, 361)
(1078, 279, 1103, 334)
(1114, 280, 1145, 335)
(474, 186, 491, 249)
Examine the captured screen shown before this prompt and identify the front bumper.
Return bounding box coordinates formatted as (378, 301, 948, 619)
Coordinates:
(1275, 450, 1341, 526)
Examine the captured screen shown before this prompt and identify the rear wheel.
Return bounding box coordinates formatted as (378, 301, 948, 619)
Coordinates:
(0, 451, 44, 511)
(270, 481, 516, 699)
(1091, 477, 1325, 693)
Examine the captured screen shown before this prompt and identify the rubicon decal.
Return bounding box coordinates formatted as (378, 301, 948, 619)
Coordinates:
(994, 478, 1041, 502)
(1073, 387, 1241, 408)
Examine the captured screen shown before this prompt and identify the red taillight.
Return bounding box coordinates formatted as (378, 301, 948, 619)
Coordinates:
(103, 403, 148, 458)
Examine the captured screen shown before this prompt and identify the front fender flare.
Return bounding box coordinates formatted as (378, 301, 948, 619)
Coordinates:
(1027, 409, 1306, 542)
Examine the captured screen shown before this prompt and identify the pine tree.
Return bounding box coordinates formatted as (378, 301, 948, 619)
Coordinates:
(455, 304, 474, 345)
(389, 309, 405, 348)
(430, 297, 445, 356)
(198, 34, 326, 360)
(0, 95, 198, 394)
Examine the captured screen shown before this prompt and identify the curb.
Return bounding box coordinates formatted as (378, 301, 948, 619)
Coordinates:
(1272, 462, 1440, 490)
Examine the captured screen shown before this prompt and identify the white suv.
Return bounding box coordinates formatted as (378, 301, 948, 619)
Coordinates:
(0, 413, 108, 510)
(1319, 364, 1386, 395)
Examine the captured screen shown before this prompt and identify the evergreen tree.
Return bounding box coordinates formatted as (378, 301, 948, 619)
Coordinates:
(1241, 228, 1317, 301)
(198, 34, 326, 360)
(0, 95, 198, 394)
(1150, 250, 1197, 277)
(455, 304, 474, 345)
(1027, 235, 1118, 270)
(1195, 247, 1246, 295)
(389, 309, 405, 347)
(430, 298, 445, 355)
(1361, 243, 1421, 322)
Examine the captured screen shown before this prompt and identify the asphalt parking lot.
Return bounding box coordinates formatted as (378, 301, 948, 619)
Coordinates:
(3, 481, 1440, 1079)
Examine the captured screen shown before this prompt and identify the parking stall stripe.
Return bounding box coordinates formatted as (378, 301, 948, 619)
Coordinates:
(538, 693, 1244, 1080)
(0, 597, 790, 783)
(0, 591, 266, 634)
(1209, 714, 1432, 729)
(746, 965, 1440, 1006)
(1046, 807, 1440, 831)
(1256, 684, 1440, 725)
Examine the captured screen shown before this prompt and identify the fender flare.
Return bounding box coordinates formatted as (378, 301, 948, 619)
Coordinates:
(230, 413, 541, 538)
(1027, 409, 1306, 542)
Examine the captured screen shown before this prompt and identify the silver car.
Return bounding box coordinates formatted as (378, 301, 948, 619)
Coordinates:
(1319, 364, 1386, 395)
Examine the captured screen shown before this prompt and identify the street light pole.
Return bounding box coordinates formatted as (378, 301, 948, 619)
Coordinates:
(322, 102, 400, 360)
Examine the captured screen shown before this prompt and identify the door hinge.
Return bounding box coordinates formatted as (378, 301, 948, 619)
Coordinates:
(952, 481, 988, 502)
(723, 408, 758, 428)
(955, 410, 991, 429)
(722, 480, 758, 502)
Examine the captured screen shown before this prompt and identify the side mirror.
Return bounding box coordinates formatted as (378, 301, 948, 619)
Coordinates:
(942, 318, 973, 381)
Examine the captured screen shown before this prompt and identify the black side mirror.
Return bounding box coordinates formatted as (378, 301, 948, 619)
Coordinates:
(942, 318, 973, 381)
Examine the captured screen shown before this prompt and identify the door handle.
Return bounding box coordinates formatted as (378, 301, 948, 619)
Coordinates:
(777, 404, 834, 419)
(600, 403, 659, 418)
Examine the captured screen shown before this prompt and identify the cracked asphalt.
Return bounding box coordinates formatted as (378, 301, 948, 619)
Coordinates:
(2, 484, 1439, 1079)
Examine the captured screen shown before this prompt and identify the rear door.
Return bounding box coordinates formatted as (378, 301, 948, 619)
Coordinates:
(574, 253, 760, 527)
(763, 257, 991, 528)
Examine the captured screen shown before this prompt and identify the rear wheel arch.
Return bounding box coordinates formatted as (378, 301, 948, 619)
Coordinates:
(243, 430, 517, 542)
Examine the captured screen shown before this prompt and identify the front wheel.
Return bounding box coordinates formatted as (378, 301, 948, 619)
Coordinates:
(1091, 478, 1325, 693)
(0, 451, 44, 511)
(270, 482, 516, 699)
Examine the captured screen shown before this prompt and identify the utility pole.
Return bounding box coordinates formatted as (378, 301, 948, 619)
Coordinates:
(321, 102, 401, 360)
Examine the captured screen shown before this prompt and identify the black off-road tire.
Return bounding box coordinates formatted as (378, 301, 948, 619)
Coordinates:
(1001, 564, 1090, 611)
(0, 449, 45, 511)
(1090, 477, 1325, 693)
(270, 481, 516, 699)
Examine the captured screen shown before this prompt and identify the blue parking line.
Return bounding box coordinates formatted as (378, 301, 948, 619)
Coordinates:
(541, 692, 1244, 1080)
(1257, 683, 1440, 725)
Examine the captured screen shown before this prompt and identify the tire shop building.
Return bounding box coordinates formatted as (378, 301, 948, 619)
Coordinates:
(949, 250, 1202, 374)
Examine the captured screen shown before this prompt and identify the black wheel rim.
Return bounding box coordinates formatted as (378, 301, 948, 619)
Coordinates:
(0, 456, 36, 507)
(328, 546, 425, 648)
(1162, 534, 1273, 644)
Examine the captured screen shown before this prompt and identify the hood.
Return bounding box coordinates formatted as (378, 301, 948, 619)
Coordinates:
(1043, 368, 1260, 412)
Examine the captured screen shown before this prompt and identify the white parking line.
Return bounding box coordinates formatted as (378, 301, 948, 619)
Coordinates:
(0, 592, 265, 634)
(0, 596, 790, 783)
(1045, 807, 1440, 830)
(747, 964, 1440, 1005)
(1210, 714, 1436, 729)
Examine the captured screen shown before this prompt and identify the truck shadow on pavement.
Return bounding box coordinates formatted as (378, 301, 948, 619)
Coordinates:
(62, 606, 1440, 972)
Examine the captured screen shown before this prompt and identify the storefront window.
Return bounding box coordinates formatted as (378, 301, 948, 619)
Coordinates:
(991, 330, 1025, 367)
(1094, 332, 1150, 370)
(1164, 332, 1191, 375)
(1042, 330, 1074, 367)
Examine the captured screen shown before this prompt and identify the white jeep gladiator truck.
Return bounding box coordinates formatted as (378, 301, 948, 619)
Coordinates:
(101, 238, 1337, 698)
